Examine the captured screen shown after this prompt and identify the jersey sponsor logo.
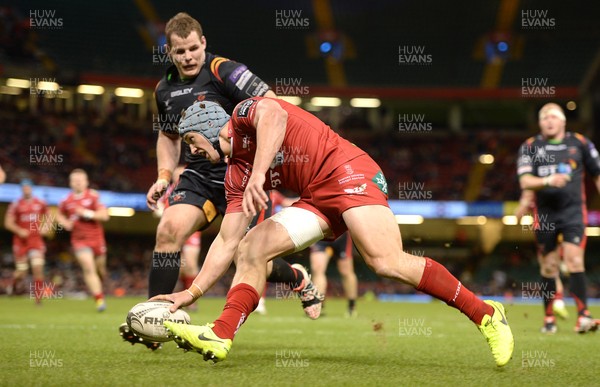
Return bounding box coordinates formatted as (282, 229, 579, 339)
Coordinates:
(170, 87, 193, 98)
(344, 164, 354, 175)
(228, 65, 248, 84)
(371, 171, 388, 195)
(236, 99, 256, 118)
(537, 165, 554, 176)
(544, 144, 567, 151)
(338, 173, 365, 185)
(537, 163, 576, 177)
(235, 70, 254, 90)
(344, 183, 367, 195)
(556, 162, 573, 175)
(245, 78, 269, 97)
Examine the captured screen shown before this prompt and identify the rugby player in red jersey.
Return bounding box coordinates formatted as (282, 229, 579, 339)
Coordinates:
(123, 12, 323, 350)
(57, 169, 109, 312)
(4, 179, 49, 304)
(152, 98, 514, 367)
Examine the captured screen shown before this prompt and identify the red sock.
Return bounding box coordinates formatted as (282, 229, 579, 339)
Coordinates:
(212, 283, 260, 340)
(555, 291, 563, 300)
(182, 275, 195, 290)
(416, 258, 493, 325)
(94, 293, 104, 301)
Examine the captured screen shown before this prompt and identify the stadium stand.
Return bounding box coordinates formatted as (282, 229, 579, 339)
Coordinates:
(1, 0, 599, 299)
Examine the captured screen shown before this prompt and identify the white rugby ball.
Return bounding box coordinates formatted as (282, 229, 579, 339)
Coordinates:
(126, 301, 191, 342)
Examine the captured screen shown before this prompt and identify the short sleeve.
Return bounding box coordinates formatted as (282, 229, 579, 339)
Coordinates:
(517, 139, 535, 177)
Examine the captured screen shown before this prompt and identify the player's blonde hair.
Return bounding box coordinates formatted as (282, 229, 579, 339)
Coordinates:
(70, 168, 87, 177)
(538, 103, 566, 121)
(165, 12, 203, 47)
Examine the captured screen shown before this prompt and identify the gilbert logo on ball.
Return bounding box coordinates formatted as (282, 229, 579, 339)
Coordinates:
(126, 301, 191, 342)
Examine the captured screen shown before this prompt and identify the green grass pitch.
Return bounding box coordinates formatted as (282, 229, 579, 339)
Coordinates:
(1, 296, 598, 386)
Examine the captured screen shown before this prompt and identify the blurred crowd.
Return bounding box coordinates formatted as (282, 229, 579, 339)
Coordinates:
(0, 102, 525, 202)
(0, 103, 153, 192)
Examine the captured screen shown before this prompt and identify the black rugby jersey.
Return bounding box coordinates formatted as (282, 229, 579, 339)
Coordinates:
(154, 52, 270, 182)
(517, 132, 600, 210)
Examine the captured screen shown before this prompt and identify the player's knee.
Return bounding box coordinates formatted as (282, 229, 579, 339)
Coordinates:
(310, 259, 326, 274)
(564, 256, 584, 272)
(81, 265, 95, 275)
(540, 264, 558, 277)
(236, 237, 263, 266)
(238, 231, 278, 265)
(15, 261, 29, 272)
(338, 266, 352, 277)
(365, 257, 395, 279)
(31, 257, 45, 267)
(156, 219, 185, 247)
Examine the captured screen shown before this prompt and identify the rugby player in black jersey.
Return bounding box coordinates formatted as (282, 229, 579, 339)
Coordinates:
(517, 102, 600, 334)
(119, 12, 323, 350)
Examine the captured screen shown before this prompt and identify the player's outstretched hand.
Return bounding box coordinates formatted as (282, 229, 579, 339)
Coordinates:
(243, 173, 268, 217)
(149, 290, 194, 313)
(146, 179, 169, 210)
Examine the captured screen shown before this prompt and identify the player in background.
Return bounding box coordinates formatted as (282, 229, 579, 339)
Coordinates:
(121, 12, 323, 350)
(56, 169, 109, 312)
(517, 102, 600, 333)
(4, 179, 48, 304)
(310, 232, 358, 317)
(515, 190, 569, 321)
(153, 165, 201, 311)
(153, 98, 514, 367)
(0, 164, 6, 183)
